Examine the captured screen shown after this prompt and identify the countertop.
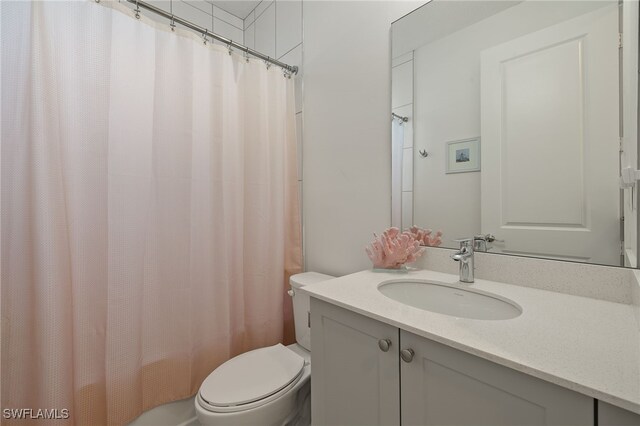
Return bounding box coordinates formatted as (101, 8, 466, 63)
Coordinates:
(299, 269, 640, 414)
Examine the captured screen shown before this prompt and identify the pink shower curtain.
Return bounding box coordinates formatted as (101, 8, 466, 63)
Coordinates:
(1, 1, 302, 424)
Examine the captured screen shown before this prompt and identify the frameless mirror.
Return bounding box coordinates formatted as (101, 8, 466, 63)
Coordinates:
(391, 0, 640, 267)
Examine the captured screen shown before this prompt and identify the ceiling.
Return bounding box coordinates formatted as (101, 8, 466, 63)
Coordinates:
(209, 1, 261, 19)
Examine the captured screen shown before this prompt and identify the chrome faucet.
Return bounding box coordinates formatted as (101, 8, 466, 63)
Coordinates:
(473, 233, 501, 252)
(451, 238, 475, 283)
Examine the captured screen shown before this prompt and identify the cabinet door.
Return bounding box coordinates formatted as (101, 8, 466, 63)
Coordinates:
(310, 298, 400, 425)
(400, 331, 593, 426)
(598, 401, 640, 426)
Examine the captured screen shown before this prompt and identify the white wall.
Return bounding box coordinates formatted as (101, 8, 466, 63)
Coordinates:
(302, 1, 421, 276)
(245, 1, 421, 276)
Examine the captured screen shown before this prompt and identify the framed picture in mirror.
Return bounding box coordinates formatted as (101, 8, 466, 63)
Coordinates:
(446, 137, 480, 174)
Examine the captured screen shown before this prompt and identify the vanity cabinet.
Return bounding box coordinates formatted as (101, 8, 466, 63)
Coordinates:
(400, 331, 592, 425)
(310, 298, 400, 425)
(311, 298, 594, 426)
(598, 401, 640, 426)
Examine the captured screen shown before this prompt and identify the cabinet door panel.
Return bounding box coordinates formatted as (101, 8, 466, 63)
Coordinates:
(311, 298, 400, 426)
(598, 401, 640, 426)
(400, 331, 593, 426)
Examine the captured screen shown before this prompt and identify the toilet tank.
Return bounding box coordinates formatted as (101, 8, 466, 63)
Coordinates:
(290, 272, 334, 351)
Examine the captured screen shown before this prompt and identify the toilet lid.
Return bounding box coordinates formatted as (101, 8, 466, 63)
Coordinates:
(199, 344, 305, 407)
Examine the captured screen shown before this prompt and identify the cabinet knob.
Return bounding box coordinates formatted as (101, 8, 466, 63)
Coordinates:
(378, 338, 392, 352)
(400, 348, 415, 363)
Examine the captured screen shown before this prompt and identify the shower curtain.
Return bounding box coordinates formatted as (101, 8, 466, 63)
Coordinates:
(1, 1, 302, 425)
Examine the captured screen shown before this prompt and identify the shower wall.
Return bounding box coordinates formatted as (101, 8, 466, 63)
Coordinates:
(120, 0, 244, 43)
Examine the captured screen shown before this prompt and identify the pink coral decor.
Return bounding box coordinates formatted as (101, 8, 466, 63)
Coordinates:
(408, 226, 443, 247)
(366, 227, 426, 269)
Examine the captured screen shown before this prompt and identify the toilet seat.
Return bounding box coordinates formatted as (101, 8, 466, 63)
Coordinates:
(198, 344, 305, 414)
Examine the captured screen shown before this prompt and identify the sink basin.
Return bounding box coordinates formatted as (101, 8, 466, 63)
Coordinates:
(378, 280, 522, 320)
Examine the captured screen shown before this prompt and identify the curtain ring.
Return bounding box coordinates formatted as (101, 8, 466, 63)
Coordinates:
(169, 16, 176, 31)
(265, 58, 272, 70)
(202, 30, 208, 45)
(244, 50, 250, 63)
(134, 0, 141, 19)
(227, 41, 233, 55)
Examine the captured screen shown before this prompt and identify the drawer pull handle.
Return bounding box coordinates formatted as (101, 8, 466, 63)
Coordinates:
(400, 348, 415, 363)
(378, 339, 392, 352)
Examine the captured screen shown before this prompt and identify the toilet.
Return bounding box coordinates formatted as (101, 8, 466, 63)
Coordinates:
(195, 272, 334, 426)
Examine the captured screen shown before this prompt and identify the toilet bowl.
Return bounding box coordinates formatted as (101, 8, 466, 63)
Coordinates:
(195, 272, 334, 426)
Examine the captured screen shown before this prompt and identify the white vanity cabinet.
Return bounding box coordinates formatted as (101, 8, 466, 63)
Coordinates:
(311, 298, 594, 425)
(310, 298, 400, 425)
(598, 401, 640, 426)
(400, 331, 593, 425)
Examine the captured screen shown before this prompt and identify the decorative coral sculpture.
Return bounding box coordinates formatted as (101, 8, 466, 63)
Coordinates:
(408, 226, 443, 247)
(366, 227, 426, 269)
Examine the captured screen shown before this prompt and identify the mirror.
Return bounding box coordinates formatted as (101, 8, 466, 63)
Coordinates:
(391, 0, 640, 267)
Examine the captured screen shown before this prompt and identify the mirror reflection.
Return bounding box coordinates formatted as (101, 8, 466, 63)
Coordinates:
(391, 0, 639, 267)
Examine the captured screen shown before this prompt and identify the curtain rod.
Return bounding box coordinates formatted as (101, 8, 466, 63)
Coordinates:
(122, 0, 299, 74)
(392, 112, 408, 122)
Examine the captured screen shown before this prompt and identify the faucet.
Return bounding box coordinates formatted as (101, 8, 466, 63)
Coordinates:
(473, 235, 488, 252)
(472, 233, 501, 252)
(451, 238, 475, 283)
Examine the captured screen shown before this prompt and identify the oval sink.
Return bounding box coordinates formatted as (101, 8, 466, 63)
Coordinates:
(378, 280, 522, 320)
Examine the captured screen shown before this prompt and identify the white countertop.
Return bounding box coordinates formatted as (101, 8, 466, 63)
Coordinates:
(299, 269, 640, 414)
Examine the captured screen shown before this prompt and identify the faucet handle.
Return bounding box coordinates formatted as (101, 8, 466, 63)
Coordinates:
(475, 233, 503, 243)
(452, 238, 474, 250)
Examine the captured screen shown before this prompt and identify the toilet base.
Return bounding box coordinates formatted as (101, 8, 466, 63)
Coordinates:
(195, 345, 311, 426)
